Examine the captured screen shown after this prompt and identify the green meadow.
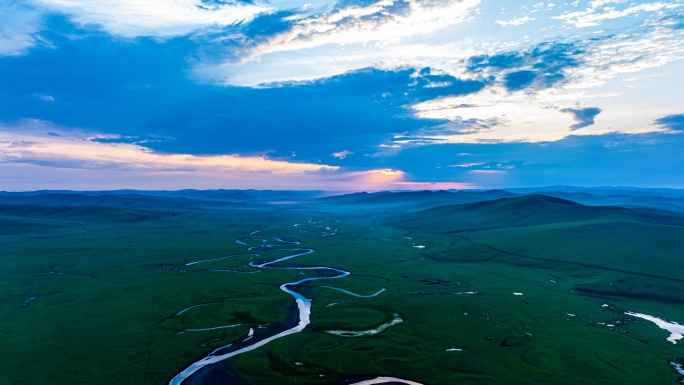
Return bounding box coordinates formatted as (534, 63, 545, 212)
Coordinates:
(1, 191, 683, 384)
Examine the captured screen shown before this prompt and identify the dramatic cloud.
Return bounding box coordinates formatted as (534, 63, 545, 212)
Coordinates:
(195, 0, 481, 85)
(561, 107, 602, 130)
(0, 23, 485, 163)
(250, 0, 480, 51)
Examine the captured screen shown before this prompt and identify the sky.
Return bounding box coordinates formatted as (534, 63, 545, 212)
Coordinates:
(0, 0, 683, 191)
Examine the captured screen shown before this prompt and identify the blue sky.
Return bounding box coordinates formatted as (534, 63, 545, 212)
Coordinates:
(0, 0, 682, 190)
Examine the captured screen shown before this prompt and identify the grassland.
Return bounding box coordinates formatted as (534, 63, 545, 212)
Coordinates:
(1, 190, 683, 384)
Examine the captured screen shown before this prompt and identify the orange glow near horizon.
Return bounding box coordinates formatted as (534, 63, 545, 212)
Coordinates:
(341, 169, 477, 191)
(0, 128, 478, 191)
(0, 130, 338, 174)
(391, 181, 478, 190)
(379, 169, 404, 176)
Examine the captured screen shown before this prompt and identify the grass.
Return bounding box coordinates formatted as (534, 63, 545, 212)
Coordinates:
(1, 193, 683, 384)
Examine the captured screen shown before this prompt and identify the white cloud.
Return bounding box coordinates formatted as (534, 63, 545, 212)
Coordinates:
(406, 14, 684, 145)
(199, 40, 485, 86)
(495, 16, 536, 27)
(552, 2, 677, 28)
(410, 71, 671, 144)
(469, 169, 506, 174)
(566, 27, 684, 89)
(413, 86, 582, 143)
(588, 0, 626, 9)
(447, 162, 484, 167)
(0, 4, 42, 56)
(332, 150, 353, 159)
(35, 94, 56, 102)
(32, 0, 272, 37)
(197, 0, 481, 85)
(254, 0, 479, 53)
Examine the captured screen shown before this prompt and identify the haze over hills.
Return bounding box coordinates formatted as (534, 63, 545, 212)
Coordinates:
(328, 189, 517, 205)
(506, 186, 684, 198)
(0, 189, 323, 203)
(387, 194, 684, 232)
(320, 187, 684, 213)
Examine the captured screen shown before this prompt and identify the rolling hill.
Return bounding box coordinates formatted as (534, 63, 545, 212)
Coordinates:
(0, 203, 171, 224)
(386, 194, 684, 303)
(386, 194, 684, 232)
(320, 189, 518, 211)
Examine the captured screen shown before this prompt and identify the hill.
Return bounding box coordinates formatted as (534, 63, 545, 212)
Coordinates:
(386, 194, 684, 302)
(0, 203, 171, 224)
(502, 188, 684, 213)
(320, 189, 517, 209)
(0, 192, 247, 211)
(386, 194, 684, 232)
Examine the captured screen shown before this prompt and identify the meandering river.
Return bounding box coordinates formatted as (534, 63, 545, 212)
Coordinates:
(168, 227, 423, 385)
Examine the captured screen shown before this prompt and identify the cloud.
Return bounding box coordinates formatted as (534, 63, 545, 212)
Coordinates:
(195, 0, 481, 85)
(0, 122, 336, 174)
(654, 114, 684, 132)
(469, 169, 505, 174)
(561, 107, 602, 130)
(405, 12, 684, 144)
(552, 2, 677, 28)
(495, 16, 536, 27)
(411, 86, 578, 143)
(504, 70, 537, 91)
(6, 11, 682, 166)
(565, 24, 684, 90)
(332, 150, 353, 159)
(0, 21, 488, 163)
(3, 3, 684, 191)
(32, 0, 271, 37)
(376, 131, 684, 188)
(4, 122, 473, 191)
(466, 41, 582, 91)
(239, 0, 479, 56)
(32, 93, 56, 102)
(657, 10, 684, 30)
(0, 3, 43, 56)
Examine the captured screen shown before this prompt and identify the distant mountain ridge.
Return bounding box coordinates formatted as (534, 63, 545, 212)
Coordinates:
(2, 187, 684, 213)
(321, 189, 517, 206)
(386, 194, 684, 233)
(0, 203, 169, 227)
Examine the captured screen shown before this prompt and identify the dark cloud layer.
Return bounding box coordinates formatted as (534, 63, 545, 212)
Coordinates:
(0, 16, 484, 163)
